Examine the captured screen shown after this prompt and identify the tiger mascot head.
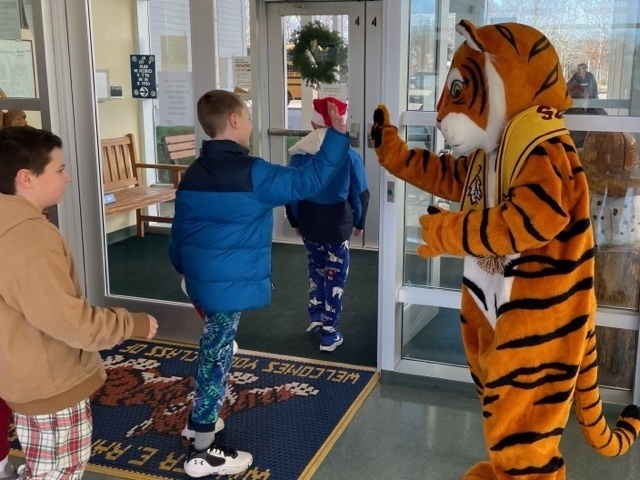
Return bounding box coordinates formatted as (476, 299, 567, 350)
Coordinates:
(437, 20, 571, 155)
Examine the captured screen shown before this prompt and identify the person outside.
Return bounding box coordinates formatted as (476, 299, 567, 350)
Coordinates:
(0, 126, 158, 480)
(169, 89, 349, 477)
(567, 63, 598, 99)
(285, 97, 370, 352)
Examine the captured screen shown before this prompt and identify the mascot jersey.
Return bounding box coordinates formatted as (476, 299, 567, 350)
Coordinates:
(371, 21, 640, 480)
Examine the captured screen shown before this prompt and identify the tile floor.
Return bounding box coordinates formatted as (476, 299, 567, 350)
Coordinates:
(11, 381, 640, 480)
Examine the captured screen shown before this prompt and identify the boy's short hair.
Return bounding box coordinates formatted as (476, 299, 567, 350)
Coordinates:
(197, 90, 245, 138)
(0, 126, 62, 195)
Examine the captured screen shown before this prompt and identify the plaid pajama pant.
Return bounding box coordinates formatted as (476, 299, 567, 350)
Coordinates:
(13, 399, 92, 480)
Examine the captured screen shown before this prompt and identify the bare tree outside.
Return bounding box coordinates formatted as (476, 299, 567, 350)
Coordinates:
(407, 0, 619, 97)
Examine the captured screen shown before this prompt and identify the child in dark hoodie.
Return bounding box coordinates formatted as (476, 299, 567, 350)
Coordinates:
(285, 97, 370, 352)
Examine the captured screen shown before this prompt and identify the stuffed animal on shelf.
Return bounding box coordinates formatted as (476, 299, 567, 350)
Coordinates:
(371, 20, 639, 480)
(0, 87, 28, 129)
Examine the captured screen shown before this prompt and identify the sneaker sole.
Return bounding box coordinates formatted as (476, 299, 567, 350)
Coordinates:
(184, 461, 253, 478)
(184, 456, 253, 478)
(181, 417, 225, 440)
(319, 336, 344, 352)
(306, 321, 323, 333)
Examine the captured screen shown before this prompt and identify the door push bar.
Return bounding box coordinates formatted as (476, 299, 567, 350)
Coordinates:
(268, 124, 361, 148)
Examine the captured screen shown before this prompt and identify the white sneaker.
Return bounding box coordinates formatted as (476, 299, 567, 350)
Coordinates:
(184, 442, 253, 477)
(181, 416, 225, 440)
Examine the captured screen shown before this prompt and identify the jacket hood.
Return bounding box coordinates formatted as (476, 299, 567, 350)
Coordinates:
(0, 194, 44, 238)
(288, 128, 328, 156)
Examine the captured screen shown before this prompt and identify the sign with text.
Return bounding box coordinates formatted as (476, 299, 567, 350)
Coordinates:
(158, 71, 194, 127)
(319, 82, 347, 101)
(0, 0, 20, 40)
(233, 56, 251, 90)
(0, 39, 35, 97)
(130, 54, 157, 99)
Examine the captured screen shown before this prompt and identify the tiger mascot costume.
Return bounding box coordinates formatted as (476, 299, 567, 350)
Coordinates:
(371, 20, 640, 480)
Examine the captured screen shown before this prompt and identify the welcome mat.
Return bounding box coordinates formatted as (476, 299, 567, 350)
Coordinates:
(10, 339, 378, 480)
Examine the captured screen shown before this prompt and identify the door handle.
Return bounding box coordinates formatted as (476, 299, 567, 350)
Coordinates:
(268, 128, 312, 137)
(349, 122, 360, 148)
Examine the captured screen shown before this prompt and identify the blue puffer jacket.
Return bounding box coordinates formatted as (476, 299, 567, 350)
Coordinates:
(169, 128, 349, 313)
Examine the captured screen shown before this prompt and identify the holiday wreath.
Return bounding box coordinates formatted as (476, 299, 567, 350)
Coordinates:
(288, 21, 348, 90)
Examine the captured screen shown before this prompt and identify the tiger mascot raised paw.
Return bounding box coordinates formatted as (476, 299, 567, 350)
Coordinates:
(372, 20, 640, 480)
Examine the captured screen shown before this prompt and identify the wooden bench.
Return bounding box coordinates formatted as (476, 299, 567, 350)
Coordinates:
(162, 133, 196, 165)
(101, 134, 187, 237)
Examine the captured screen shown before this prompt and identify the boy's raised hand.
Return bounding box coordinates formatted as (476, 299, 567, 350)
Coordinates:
(328, 102, 347, 134)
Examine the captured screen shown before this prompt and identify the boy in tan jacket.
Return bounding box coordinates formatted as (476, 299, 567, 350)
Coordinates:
(0, 126, 158, 479)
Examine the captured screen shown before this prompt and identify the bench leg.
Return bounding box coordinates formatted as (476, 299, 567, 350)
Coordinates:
(136, 209, 145, 237)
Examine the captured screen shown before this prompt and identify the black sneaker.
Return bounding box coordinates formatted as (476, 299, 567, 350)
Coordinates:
(183, 442, 253, 477)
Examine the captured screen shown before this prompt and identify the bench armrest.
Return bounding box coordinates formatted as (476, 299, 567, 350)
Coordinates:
(135, 163, 189, 188)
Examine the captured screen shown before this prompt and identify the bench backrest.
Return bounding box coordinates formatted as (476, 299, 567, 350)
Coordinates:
(163, 133, 196, 164)
(101, 134, 139, 193)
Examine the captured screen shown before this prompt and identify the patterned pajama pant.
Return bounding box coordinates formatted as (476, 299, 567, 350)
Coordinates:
(12, 399, 92, 480)
(190, 311, 241, 432)
(304, 240, 350, 332)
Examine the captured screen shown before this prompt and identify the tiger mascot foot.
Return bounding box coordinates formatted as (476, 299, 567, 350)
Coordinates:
(463, 462, 496, 480)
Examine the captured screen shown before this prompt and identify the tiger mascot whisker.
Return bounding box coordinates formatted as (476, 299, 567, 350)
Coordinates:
(371, 20, 640, 480)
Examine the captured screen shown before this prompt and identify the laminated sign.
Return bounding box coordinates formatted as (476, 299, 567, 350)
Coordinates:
(130, 54, 157, 99)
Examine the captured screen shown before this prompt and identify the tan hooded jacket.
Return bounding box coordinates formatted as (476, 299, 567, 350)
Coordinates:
(0, 194, 149, 415)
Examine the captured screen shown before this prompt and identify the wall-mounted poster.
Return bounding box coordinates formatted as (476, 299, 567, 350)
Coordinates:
(0, 39, 35, 97)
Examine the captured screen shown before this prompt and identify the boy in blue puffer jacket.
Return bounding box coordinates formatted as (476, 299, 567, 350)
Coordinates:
(285, 97, 369, 352)
(168, 89, 349, 478)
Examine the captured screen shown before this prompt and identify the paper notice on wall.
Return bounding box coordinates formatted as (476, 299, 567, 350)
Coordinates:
(0, 0, 20, 39)
(319, 83, 347, 101)
(0, 39, 35, 97)
(233, 56, 251, 90)
(160, 35, 188, 72)
(158, 71, 194, 126)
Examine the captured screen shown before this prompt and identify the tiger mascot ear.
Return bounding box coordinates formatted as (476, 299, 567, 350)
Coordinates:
(437, 21, 572, 155)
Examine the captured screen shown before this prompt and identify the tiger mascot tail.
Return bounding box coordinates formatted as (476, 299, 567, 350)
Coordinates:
(371, 20, 640, 480)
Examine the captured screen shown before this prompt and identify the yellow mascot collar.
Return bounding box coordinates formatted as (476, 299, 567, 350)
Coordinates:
(461, 105, 569, 212)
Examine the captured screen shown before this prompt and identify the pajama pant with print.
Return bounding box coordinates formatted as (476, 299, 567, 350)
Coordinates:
(13, 398, 92, 480)
(190, 311, 241, 432)
(304, 240, 350, 332)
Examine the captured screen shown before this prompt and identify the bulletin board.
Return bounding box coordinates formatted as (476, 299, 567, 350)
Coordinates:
(0, 39, 36, 97)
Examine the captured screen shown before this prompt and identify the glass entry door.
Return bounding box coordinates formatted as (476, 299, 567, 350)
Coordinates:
(265, 1, 382, 249)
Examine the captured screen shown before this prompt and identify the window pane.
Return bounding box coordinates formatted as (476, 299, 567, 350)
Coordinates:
(283, 16, 349, 130)
(150, 0, 195, 185)
(402, 305, 466, 365)
(407, 0, 442, 111)
(595, 326, 637, 389)
(579, 129, 640, 310)
(485, 0, 640, 117)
